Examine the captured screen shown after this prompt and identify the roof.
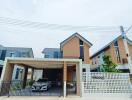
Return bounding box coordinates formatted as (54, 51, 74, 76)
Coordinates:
(60, 32, 93, 49)
(90, 35, 132, 59)
(4, 47, 33, 51)
(0, 45, 3, 47)
(42, 48, 60, 53)
(0, 46, 34, 58)
(127, 37, 132, 45)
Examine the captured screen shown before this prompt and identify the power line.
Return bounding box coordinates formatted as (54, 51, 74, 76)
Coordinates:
(125, 25, 132, 33)
(0, 17, 123, 32)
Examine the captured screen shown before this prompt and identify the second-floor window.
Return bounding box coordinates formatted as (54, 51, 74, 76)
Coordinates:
(45, 54, 49, 58)
(22, 52, 27, 57)
(80, 40, 84, 61)
(114, 41, 121, 63)
(114, 41, 118, 47)
(54, 51, 59, 58)
(0, 50, 6, 60)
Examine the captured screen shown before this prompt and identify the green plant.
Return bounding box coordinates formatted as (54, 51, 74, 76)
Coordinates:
(100, 55, 121, 73)
(29, 80, 35, 86)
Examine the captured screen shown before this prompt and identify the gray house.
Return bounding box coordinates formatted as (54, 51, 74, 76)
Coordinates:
(0, 45, 34, 80)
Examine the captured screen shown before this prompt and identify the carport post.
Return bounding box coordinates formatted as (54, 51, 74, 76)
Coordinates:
(23, 66, 28, 88)
(63, 61, 67, 97)
(76, 63, 81, 96)
(0, 60, 14, 95)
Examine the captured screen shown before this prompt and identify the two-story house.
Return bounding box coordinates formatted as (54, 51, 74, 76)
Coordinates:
(1, 33, 92, 97)
(42, 33, 92, 82)
(0, 45, 34, 80)
(90, 35, 132, 72)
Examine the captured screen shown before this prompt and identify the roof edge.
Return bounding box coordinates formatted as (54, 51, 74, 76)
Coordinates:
(90, 35, 122, 59)
(60, 32, 93, 49)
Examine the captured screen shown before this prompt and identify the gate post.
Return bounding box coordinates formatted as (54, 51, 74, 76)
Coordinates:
(81, 82, 84, 97)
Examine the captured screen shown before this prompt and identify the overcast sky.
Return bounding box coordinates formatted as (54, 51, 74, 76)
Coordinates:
(0, 0, 132, 57)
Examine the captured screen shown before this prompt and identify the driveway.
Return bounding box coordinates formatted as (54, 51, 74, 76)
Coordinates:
(0, 96, 132, 100)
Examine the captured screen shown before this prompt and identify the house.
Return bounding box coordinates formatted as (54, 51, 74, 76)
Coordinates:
(0, 45, 34, 80)
(40, 33, 92, 96)
(90, 34, 132, 72)
(42, 32, 92, 69)
(0, 32, 92, 97)
(42, 33, 92, 79)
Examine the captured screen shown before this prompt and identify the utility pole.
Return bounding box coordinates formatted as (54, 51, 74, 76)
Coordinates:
(120, 26, 132, 74)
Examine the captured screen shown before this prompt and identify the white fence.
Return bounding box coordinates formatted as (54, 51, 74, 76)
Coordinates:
(82, 72, 132, 97)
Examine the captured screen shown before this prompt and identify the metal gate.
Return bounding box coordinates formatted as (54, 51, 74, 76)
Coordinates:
(0, 80, 63, 96)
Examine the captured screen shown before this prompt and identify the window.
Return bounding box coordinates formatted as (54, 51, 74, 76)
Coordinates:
(22, 52, 27, 57)
(80, 46, 84, 61)
(45, 54, 49, 58)
(54, 51, 59, 58)
(15, 68, 19, 79)
(114, 41, 118, 46)
(10, 52, 15, 57)
(92, 61, 94, 65)
(115, 47, 121, 62)
(79, 39, 84, 61)
(0, 50, 6, 60)
(80, 40, 83, 46)
(114, 40, 121, 63)
(82, 68, 86, 72)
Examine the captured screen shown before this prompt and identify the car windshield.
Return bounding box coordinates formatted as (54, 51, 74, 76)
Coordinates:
(37, 79, 48, 82)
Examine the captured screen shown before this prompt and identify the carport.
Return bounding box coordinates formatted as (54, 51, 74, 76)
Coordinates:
(0, 58, 82, 97)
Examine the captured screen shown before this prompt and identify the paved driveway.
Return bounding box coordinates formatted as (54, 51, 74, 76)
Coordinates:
(0, 96, 132, 100)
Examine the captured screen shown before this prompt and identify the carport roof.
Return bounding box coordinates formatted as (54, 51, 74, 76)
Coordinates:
(4, 57, 82, 69)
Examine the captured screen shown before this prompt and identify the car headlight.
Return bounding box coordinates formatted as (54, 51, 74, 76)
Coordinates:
(42, 85, 47, 87)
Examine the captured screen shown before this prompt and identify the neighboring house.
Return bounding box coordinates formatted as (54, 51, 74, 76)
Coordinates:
(0, 45, 34, 80)
(42, 33, 92, 82)
(90, 35, 132, 72)
(42, 48, 62, 58)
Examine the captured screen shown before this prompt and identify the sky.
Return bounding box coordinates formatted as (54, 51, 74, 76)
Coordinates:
(0, 0, 132, 57)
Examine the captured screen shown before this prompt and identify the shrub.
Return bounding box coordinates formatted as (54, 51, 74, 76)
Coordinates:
(100, 55, 121, 73)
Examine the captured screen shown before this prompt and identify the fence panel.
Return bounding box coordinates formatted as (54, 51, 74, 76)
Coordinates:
(0, 80, 63, 97)
(82, 72, 132, 97)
